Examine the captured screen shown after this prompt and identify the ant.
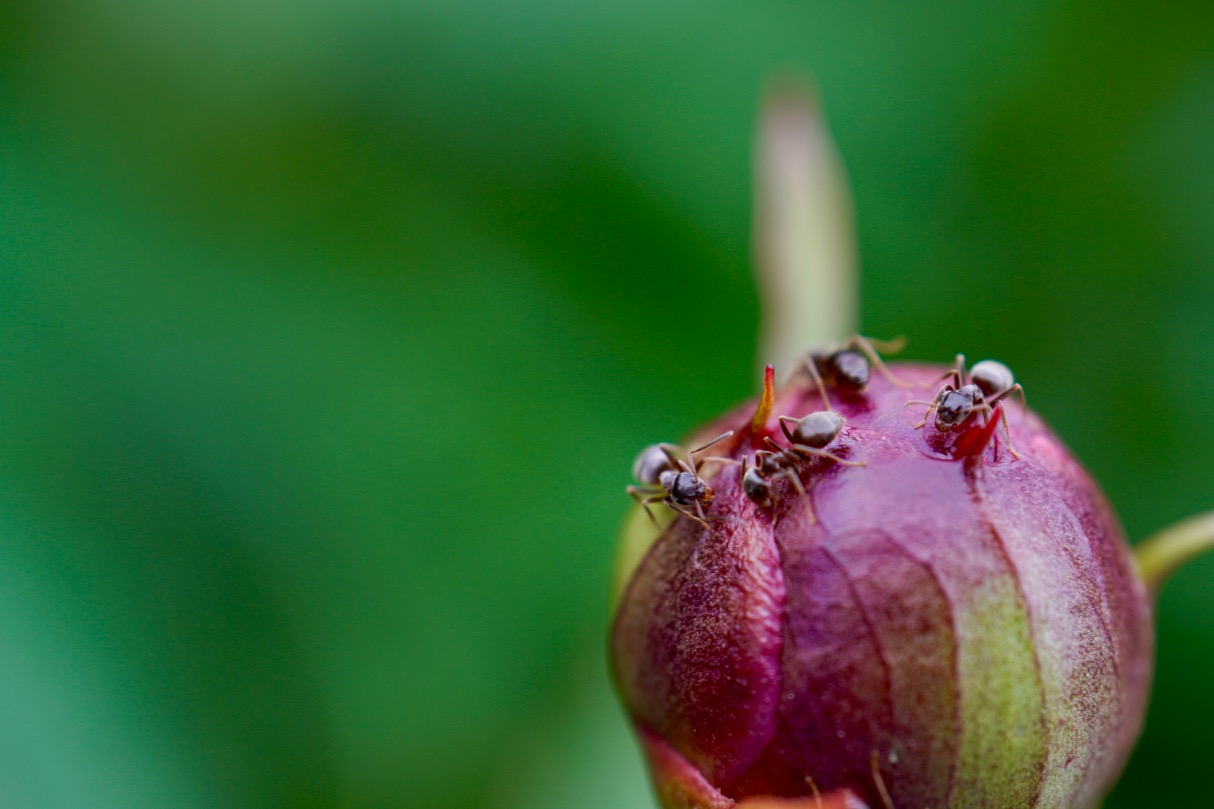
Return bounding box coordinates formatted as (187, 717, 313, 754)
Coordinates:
(627, 432, 734, 528)
(907, 355, 1024, 459)
(727, 411, 864, 524)
(795, 335, 910, 409)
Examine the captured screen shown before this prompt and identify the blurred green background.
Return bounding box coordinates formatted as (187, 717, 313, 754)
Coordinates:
(1, 1, 1212, 807)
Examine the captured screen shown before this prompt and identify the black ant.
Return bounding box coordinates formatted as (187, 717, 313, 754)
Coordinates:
(795, 334, 910, 409)
(627, 432, 734, 528)
(907, 355, 1024, 459)
(727, 411, 864, 524)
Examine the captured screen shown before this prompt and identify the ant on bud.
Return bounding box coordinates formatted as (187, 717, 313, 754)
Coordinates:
(628, 432, 734, 528)
(794, 334, 911, 409)
(908, 354, 1025, 459)
(726, 411, 865, 524)
(768, 411, 867, 472)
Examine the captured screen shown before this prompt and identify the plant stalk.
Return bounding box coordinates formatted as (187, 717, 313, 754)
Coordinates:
(1134, 510, 1214, 596)
(753, 79, 858, 379)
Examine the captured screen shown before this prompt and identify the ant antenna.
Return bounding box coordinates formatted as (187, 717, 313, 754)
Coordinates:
(688, 431, 735, 458)
(804, 355, 833, 410)
(929, 354, 967, 389)
(683, 431, 734, 523)
(864, 334, 907, 354)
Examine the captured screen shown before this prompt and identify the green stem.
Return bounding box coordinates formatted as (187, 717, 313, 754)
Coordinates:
(1134, 511, 1214, 596)
(753, 78, 858, 379)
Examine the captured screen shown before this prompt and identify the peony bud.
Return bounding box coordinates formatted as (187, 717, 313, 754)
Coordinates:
(611, 360, 1153, 809)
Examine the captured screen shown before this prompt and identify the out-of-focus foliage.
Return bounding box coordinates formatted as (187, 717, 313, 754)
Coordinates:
(0, 2, 1211, 808)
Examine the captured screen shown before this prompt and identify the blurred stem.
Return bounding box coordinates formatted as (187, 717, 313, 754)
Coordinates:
(753, 79, 858, 379)
(614, 84, 862, 611)
(1135, 511, 1214, 597)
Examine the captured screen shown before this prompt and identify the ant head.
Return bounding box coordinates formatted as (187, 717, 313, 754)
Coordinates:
(829, 349, 870, 391)
(792, 411, 845, 448)
(970, 359, 1015, 399)
(632, 443, 677, 485)
(668, 470, 711, 506)
(935, 385, 983, 430)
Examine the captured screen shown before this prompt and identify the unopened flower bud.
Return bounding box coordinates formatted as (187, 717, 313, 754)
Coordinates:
(611, 362, 1153, 809)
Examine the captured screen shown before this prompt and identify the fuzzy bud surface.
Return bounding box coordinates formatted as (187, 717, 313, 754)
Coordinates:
(611, 364, 1153, 809)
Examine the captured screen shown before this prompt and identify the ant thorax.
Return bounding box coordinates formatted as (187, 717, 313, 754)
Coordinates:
(756, 449, 785, 476)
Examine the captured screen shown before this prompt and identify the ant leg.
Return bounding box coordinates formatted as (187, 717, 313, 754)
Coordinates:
(863, 334, 907, 355)
(997, 404, 1021, 459)
(907, 400, 938, 429)
(989, 383, 1026, 410)
(977, 385, 1025, 459)
(666, 499, 710, 529)
(790, 444, 867, 467)
(776, 467, 816, 524)
(793, 355, 833, 410)
(850, 334, 912, 388)
(969, 401, 992, 424)
(870, 750, 895, 809)
(658, 443, 683, 469)
(779, 417, 799, 445)
(927, 354, 966, 389)
(763, 435, 789, 455)
(910, 385, 953, 428)
(627, 486, 664, 525)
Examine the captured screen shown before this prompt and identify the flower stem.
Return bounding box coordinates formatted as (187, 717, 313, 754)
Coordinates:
(753, 78, 858, 379)
(1134, 511, 1214, 596)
